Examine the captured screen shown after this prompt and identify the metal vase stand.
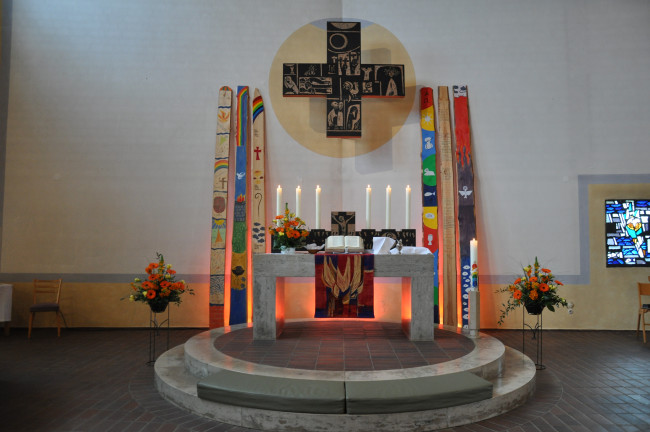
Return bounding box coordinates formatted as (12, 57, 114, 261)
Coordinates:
(522, 307, 545, 370)
(148, 307, 170, 365)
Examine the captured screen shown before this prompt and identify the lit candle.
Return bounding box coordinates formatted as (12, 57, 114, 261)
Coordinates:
(385, 185, 392, 229)
(276, 185, 282, 226)
(366, 185, 372, 229)
(315, 185, 321, 229)
(470, 238, 478, 289)
(405, 185, 411, 229)
(295, 186, 302, 218)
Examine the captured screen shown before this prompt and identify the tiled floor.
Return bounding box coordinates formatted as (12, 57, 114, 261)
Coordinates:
(0, 326, 648, 431)
(215, 321, 475, 371)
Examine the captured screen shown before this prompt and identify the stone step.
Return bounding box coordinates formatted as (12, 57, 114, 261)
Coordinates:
(154, 323, 536, 431)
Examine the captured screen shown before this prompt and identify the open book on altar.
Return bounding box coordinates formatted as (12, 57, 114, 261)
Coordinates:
(325, 235, 365, 253)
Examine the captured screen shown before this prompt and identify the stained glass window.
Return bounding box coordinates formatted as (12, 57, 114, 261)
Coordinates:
(605, 199, 650, 267)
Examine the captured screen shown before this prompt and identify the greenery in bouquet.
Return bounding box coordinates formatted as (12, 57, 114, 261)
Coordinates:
(127, 253, 193, 310)
(496, 257, 569, 325)
(268, 203, 310, 250)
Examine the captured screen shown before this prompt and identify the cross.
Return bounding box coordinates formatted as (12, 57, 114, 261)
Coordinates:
(219, 177, 227, 190)
(253, 146, 262, 160)
(283, 21, 405, 138)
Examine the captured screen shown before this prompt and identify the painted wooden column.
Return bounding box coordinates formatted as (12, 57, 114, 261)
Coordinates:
(209, 86, 232, 328)
(438, 87, 457, 327)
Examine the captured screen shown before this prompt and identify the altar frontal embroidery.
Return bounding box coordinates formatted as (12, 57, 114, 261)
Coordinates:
(315, 254, 374, 318)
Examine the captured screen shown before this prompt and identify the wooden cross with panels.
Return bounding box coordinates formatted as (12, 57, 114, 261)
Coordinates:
(283, 21, 405, 138)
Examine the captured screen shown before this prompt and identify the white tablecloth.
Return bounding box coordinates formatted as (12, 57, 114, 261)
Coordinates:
(0, 284, 13, 321)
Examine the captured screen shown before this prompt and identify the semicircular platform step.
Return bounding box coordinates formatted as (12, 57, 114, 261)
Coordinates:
(155, 321, 537, 431)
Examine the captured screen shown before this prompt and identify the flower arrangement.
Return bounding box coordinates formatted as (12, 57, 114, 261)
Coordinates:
(496, 257, 569, 325)
(127, 253, 193, 312)
(268, 203, 310, 251)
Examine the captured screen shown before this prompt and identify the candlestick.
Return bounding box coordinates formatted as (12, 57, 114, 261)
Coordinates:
(366, 185, 372, 229)
(385, 185, 391, 229)
(276, 185, 282, 226)
(315, 185, 321, 229)
(405, 185, 411, 229)
(295, 186, 302, 218)
(470, 238, 478, 289)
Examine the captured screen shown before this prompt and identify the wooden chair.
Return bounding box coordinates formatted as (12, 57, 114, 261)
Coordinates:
(637, 282, 650, 343)
(28, 279, 63, 339)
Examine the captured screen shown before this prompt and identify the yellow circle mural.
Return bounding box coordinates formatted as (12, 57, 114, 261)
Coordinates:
(269, 19, 415, 158)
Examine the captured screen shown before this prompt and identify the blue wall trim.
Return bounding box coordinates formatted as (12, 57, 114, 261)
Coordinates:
(480, 174, 650, 285)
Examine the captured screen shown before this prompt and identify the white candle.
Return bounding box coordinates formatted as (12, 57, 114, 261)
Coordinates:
(276, 185, 282, 225)
(470, 238, 478, 289)
(365, 185, 372, 229)
(405, 185, 411, 229)
(385, 185, 392, 229)
(295, 186, 302, 218)
(315, 185, 321, 229)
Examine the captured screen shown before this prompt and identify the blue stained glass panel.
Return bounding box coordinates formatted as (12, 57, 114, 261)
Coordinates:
(605, 199, 650, 267)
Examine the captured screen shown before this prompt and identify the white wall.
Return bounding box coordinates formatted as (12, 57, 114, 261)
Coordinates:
(2, 0, 649, 328)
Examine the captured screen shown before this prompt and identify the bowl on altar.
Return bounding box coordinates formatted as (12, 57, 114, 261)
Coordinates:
(305, 244, 323, 254)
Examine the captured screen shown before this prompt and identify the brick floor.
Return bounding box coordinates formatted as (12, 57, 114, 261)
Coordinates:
(0, 327, 648, 431)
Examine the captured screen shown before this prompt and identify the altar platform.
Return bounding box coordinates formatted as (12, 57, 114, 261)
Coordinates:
(155, 319, 537, 431)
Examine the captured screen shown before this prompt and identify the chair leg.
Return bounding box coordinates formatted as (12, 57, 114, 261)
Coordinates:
(637, 313, 641, 338)
(28, 312, 34, 339)
(56, 312, 61, 337)
(643, 313, 647, 344)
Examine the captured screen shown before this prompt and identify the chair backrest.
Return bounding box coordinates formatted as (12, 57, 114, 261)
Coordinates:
(33, 279, 62, 305)
(639, 282, 650, 306)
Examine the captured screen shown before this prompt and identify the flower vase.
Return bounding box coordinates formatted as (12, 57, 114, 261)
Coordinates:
(149, 301, 169, 314)
(525, 302, 545, 315)
(280, 246, 296, 255)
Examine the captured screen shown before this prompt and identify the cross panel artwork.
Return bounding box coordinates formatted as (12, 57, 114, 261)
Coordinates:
(283, 21, 405, 138)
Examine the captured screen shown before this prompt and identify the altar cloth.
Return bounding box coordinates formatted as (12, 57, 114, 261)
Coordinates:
(314, 254, 374, 318)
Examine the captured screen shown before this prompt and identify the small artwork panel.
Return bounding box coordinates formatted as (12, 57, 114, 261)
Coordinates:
(327, 22, 361, 75)
(331, 211, 356, 235)
(298, 76, 332, 95)
(605, 199, 650, 267)
(398, 229, 416, 246)
(361, 64, 405, 97)
(307, 229, 329, 247)
(282, 64, 300, 95)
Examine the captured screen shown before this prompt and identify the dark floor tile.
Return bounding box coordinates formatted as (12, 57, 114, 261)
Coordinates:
(1, 327, 649, 432)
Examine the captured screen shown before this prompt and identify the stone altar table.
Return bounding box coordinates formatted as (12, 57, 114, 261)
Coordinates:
(252, 254, 435, 341)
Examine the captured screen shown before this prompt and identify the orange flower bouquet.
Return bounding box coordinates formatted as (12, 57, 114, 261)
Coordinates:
(496, 257, 569, 325)
(268, 203, 310, 251)
(126, 253, 193, 313)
